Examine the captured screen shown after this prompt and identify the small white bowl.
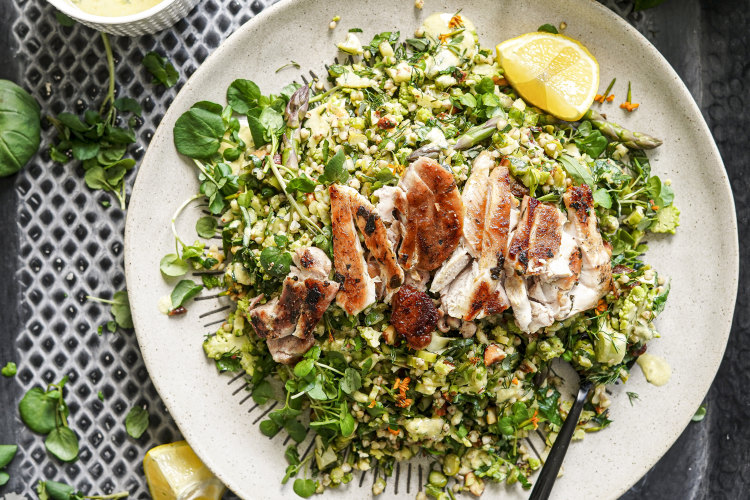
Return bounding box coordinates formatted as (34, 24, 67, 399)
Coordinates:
(46, 0, 202, 36)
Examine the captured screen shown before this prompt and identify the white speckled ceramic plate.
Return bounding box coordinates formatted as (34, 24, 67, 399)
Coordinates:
(124, 0, 739, 498)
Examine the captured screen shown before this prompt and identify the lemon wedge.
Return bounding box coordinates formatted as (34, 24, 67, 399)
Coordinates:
(496, 32, 599, 121)
(144, 441, 227, 500)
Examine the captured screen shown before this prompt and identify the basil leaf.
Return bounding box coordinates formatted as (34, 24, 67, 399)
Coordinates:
(18, 387, 57, 434)
(170, 280, 204, 309)
(173, 107, 225, 159)
(537, 23, 559, 34)
(0, 445, 17, 468)
(558, 154, 594, 186)
(0, 79, 41, 177)
(160, 253, 189, 277)
(125, 406, 150, 439)
(142, 51, 179, 88)
(195, 216, 218, 238)
(45, 427, 79, 462)
(227, 79, 261, 114)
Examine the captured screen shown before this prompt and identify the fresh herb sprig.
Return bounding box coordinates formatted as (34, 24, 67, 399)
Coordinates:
(142, 51, 179, 88)
(19, 377, 79, 462)
(48, 33, 141, 209)
(36, 480, 129, 500)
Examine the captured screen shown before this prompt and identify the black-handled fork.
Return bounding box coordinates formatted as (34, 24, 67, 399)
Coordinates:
(529, 381, 593, 500)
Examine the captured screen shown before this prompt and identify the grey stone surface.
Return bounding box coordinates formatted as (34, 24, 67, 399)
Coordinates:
(0, 0, 746, 498)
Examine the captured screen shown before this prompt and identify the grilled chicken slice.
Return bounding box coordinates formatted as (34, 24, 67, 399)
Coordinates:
(391, 284, 438, 349)
(430, 246, 471, 294)
(507, 196, 565, 275)
(249, 247, 338, 364)
(462, 152, 492, 258)
(562, 185, 613, 316)
(398, 157, 464, 271)
(330, 185, 377, 315)
(373, 186, 405, 249)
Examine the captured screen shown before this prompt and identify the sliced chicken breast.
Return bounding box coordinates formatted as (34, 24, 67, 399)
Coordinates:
(562, 185, 613, 317)
(507, 196, 565, 275)
(330, 184, 377, 315)
(398, 157, 464, 271)
(249, 247, 339, 364)
(462, 152, 492, 258)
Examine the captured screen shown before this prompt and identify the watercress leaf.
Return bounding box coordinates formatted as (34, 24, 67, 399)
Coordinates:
(71, 140, 99, 161)
(574, 129, 608, 158)
(285, 419, 307, 443)
(558, 154, 594, 186)
(406, 38, 430, 52)
(125, 406, 150, 439)
(142, 51, 179, 88)
(537, 23, 559, 34)
(340, 368, 361, 395)
(45, 427, 79, 462)
(537, 388, 563, 427)
(458, 93, 476, 108)
(111, 290, 133, 329)
(0, 444, 17, 468)
(285, 444, 300, 465)
(319, 149, 347, 185)
(498, 416, 514, 437)
(18, 387, 57, 434)
(192, 100, 224, 115)
(195, 216, 218, 238)
(293, 478, 316, 498)
(49, 146, 70, 164)
(170, 280, 203, 309)
(474, 77, 495, 94)
(593, 188, 612, 209)
(259, 107, 285, 139)
(306, 373, 328, 400)
(252, 380, 274, 405)
(274, 234, 289, 247)
(173, 107, 225, 159)
(259, 247, 292, 278)
(259, 419, 280, 437)
(247, 114, 267, 147)
(39, 480, 76, 500)
(339, 411, 355, 437)
(287, 175, 316, 193)
(160, 253, 189, 277)
(55, 11, 76, 27)
(0, 80, 41, 177)
(226, 79, 261, 114)
(57, 112, 88, 132)
(293, 359, 314, 378)
(0, 471, 8, 487)
(113, 97, 142, 116)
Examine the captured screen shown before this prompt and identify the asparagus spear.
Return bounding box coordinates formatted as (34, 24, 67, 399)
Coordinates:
(584, 109, 662, 150)
(407, 115, 504, 161)
(282, 85, 310, 169)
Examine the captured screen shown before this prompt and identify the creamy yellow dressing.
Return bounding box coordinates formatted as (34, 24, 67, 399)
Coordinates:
(637, 353, 672, 386)
(69, 0, 163, 17)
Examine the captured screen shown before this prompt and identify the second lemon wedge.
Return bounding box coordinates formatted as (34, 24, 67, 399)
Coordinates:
(496, 32, 599, 121)
(144, 441, 227, 500)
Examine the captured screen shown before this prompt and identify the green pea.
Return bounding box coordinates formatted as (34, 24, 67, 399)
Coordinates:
(429, 470, 447, 488)
(442, 454, 460, 477)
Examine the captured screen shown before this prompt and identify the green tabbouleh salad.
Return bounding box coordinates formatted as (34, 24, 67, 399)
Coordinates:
(161, 12, 678, 498)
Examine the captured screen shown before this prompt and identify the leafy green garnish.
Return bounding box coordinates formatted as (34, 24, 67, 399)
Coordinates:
(692, 404, 707, 422)
(537, 23, 559, 34)
(173, 105, 225, 159)
(20, 377, 80, 462)
(574, 121, 608, 158)
(142, 51, 179, 88)
(36, 480, 129, 500)
(125, 406, 150, 439)
(86, 290, 133, 330)
(317, 149, 348, 185)
(558, 154, 594, 186)
(293, 478, 317, 498)
(0, 79, 41, 177)
(170, 279, 204, 309)
(195, 216, 218, 238)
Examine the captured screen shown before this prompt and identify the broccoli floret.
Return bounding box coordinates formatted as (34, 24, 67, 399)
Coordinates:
(537, 336, 565, 362)
(650, 205, 680, 234)
(612, 283, 658, 342)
